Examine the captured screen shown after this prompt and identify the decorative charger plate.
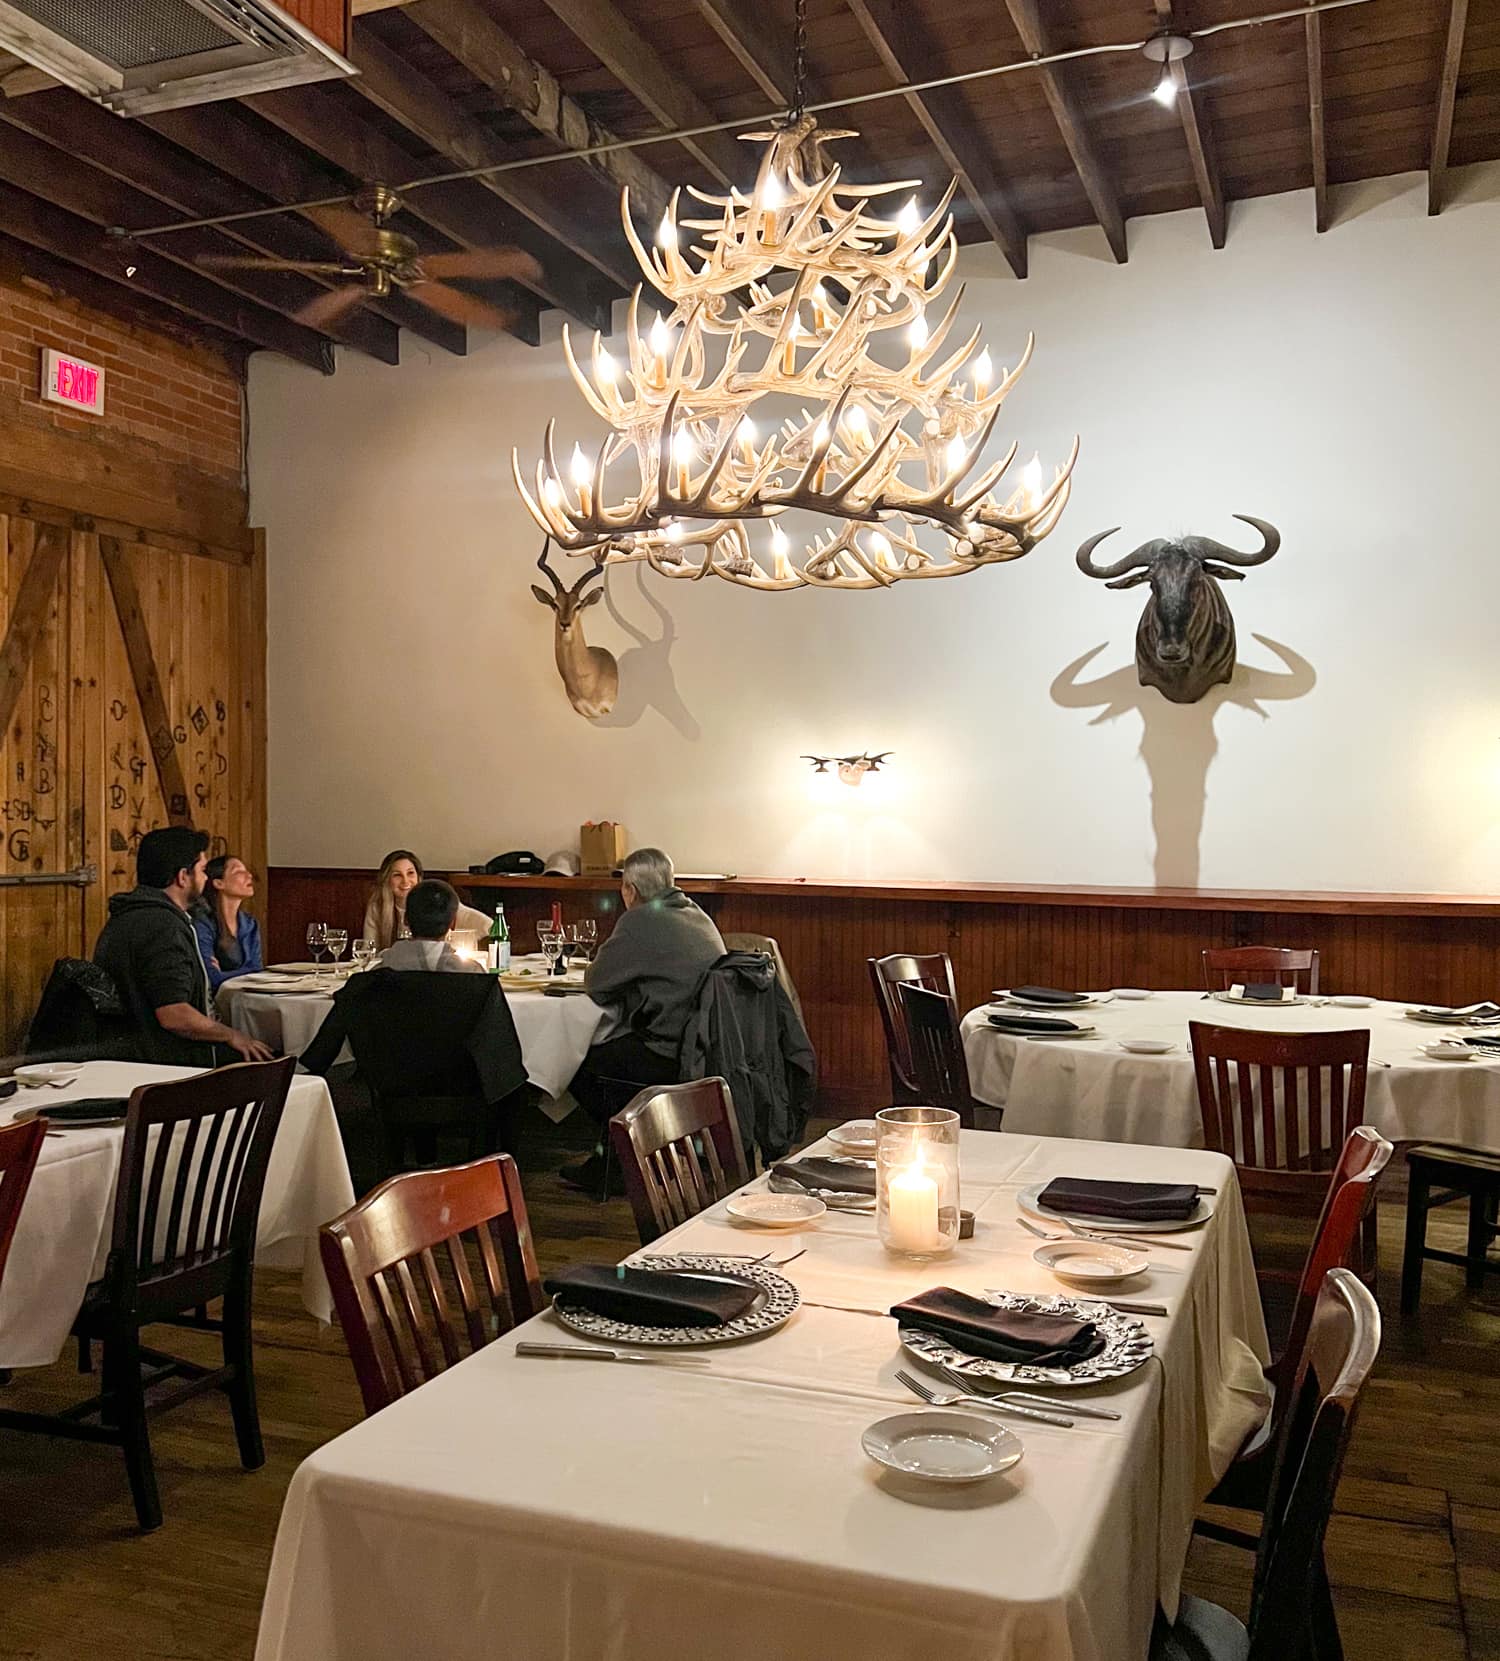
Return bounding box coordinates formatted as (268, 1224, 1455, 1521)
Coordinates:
(899, 1289, 1153, 1388)
(550, 1254, 801, 1348)
(1019, 1181, 1211, 1234)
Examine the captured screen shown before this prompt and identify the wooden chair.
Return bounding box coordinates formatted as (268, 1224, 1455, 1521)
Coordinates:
(1400, 1143, 1500, 1313)
(723, 931, 804, 1021)
(1156, 1268, 1381, 1661)
(609, 1077, 749, 1246)
(868, 952, 958, 1103)
(1201, 945, 1320, 995)
(0, 1058, 295, 1530)
(897, 983, 985, 1129)
(320, 1153, 543, 1416)
(0, 1117, 45, 1294)
(1198, 1126, 1391, 1554)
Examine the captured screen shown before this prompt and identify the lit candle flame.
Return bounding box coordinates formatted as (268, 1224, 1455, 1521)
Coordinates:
(1022, 452, 1043, 511)
(869, 530, 897, 572)
(762, 171, 785, 211)
(738, 415, 756, 467)
(973, 347, 992, 399)
(945, 435, 966, 474)
(845, 405, 870, 450)
(569, 443, 590, 487)
(595, 347, 618, 386)
(769, 521, 790, 581)
(656, 210, 677, 253)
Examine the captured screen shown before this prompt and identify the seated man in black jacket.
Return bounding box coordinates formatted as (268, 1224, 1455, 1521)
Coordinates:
(93, 826, 274, 1068)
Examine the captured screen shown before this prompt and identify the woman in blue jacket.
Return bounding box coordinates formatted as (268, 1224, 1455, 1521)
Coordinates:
(193, 853, 263, 992)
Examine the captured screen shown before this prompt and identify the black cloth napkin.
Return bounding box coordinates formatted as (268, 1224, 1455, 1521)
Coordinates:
(987, 1012, 1081, 1034)
(771, 1157, 876, 1196)
(34, 1097, 129, 1124)
(544, 1264, 759, 1328)
(1010, 985, 1088, 1005)
(1241, 982, 1287, 1002)
(1039, 1176, 1198, 1222)
(892, 1287, 1105, 1366)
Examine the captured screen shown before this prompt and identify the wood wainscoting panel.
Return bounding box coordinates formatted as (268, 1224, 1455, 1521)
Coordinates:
(267, 870, 1500, 1111)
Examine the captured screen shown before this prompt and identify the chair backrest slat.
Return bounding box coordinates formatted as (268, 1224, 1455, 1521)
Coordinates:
(1248, 1268, 1381, 1657)
(0, 1117, 45, 1295)
(1202, 946, 1320, 994)
(609, 1078, 749, 1247)
(897, 983, 979, 1129)
(868, 952, 958, 1101)
(1190, 1022, 1369, 1210)
(109, 1059, 295, 1310)
(320, 1153, 544, 1415)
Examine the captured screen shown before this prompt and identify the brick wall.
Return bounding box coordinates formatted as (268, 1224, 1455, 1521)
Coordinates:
(0, 269, 244, 488)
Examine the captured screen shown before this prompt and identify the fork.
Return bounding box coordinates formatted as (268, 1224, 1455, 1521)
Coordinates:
(938, 1364, 1121, 1420)
(894, 1368, 1074, 1427)
(1018, 1215, 1193, 1254)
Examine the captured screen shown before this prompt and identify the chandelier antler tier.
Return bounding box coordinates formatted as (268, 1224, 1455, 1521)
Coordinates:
(513, 115, 1078, 592)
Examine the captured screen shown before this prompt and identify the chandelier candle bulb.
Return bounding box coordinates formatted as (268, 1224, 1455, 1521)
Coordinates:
(973, 347, 992, 399)
(1022, 452, 1043, 512)
(784, 314, 805, 376)
(896, 197, 921, 237)
(648, 315, 670, 390)
(810, 282, 830, 332)
(907, 312, 929, 351)
(945, 434, 966, 475)
(770, 522, 791, 582)
(672, 427, 694, 496)
(570, 443, 592, 516)
(738, 416, 756, 468)
(760, 170, 785, 241)
(845, 405, 870, 451)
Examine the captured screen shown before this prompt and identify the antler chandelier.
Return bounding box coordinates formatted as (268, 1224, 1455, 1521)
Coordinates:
(513, 112, 1077, 592)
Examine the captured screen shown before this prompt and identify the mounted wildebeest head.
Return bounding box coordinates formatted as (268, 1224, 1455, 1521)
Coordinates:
(1075, 515, 1281, 704)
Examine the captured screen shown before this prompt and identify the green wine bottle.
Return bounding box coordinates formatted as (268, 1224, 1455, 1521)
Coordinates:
(486, 904, 511, 973)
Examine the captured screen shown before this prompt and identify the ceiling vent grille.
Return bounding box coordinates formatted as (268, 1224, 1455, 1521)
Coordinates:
(0, 0, 353, 114)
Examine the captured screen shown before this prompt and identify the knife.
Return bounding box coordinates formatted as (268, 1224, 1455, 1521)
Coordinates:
(515, 1341, 709, 1366)
(1093, 1298, 1169, 1317)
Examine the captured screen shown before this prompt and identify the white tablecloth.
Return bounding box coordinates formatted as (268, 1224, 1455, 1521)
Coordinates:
(0, 1061, 355, 1370)
(255, 1131, 1269, 1661)
(219, 963, 607, 1102)
(963, 991, 1500, 1153)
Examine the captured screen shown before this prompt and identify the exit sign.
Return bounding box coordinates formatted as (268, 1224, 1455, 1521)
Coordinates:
(40, 348, 105, 416)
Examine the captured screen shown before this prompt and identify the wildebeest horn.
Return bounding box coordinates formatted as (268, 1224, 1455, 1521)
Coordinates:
(1076, 528, 1153, 580)
(1195, 515, 1280, 567)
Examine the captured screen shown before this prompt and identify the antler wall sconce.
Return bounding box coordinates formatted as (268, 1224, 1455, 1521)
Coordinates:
(803, 751, 892, 786)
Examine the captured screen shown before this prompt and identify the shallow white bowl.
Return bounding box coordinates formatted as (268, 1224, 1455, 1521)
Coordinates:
(1113, 988, 1153, 1000)
(725, 1193, 827, 1228)
(862, 1410, 1023, 1484)
(1328, 995, 1373, 1007)
(1422, 1042, 1475, 1062)
(1118, 1038, 1175, 1055)
(13, 1062, 82, 1083)
(1033, 1238, 1150, 1285)
(826, 1118, 878, 1154)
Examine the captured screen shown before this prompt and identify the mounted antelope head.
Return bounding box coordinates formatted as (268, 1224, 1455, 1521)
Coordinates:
(530, 541, 620, 719)
(1076, 516, 1281, 704)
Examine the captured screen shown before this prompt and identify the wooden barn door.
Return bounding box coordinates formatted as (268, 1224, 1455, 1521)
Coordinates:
(0, 514, 264, 1050)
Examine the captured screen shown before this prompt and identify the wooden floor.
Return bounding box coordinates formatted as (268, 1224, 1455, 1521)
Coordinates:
(0, 1109, 1497, 1661)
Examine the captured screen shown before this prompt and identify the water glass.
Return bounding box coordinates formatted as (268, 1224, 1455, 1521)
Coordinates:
(323, 928, 348, 969)
(351, 938, 376, 972)
(539, 928, 565, 976)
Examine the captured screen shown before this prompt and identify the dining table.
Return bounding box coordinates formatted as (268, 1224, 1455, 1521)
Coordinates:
(0, 1060, 354, 1371)
(254, 1128, 1269, 1661)
(217, 954, 609, 1102)
(962, 991, 1500, 1153)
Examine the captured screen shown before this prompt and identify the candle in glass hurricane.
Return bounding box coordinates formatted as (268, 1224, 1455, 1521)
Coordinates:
(876, 1106, 961, 1259)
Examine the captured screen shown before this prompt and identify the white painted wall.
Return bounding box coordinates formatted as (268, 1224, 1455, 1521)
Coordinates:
(251, 166, 1500, 891)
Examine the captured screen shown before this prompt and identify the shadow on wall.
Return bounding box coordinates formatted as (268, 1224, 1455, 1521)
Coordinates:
(594, 566, 701, 739)
(1050, 634, 1316, 886)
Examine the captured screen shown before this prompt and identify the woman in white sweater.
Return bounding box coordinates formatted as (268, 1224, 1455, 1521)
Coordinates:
(362, 848, 489, 949)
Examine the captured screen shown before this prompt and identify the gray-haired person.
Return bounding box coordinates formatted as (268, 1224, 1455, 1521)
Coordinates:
(561, 847, 725, 1193)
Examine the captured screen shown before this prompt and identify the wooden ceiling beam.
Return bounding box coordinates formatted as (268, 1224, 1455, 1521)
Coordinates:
(688, 0, 795, 106)
(142, 101, 469, 355)
(1154, 0, 1227, 249)
(1428, 0, 1469, 215)
(344, 28, 622, 319)
(0, 178, 330, 372)
(1306, 6, 1329, 232)
(1002, 0, 1127, 263)
(846, 0, 1028, 278)
(0, 98, 401, 363)
(536, 0, 745, 187)
(242, 87, 545, 346)
(402, 0, 671, 224)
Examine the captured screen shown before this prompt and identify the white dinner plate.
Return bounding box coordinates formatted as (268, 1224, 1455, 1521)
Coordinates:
(725, 1193, 827, 1228)
(269, 962, 329, 975)
(1422, 1042, 1476, 1062)
(1211, 991, 1304, 1008)
(994, 990, 1111, 1009)
(826, 1118, 878, 1154)
(1113, 988, 1153, 1000)
(1117, 1038, 1175, 1055)
(1033, 1239, 1150, 1286)
(13, 1062, 82, 1084)
(1019, 1181, 1211, 1235)
(862, 1410, 1023, 1484)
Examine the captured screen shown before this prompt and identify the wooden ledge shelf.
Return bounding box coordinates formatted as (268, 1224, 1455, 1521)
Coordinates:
(446, 872, 1500, 921)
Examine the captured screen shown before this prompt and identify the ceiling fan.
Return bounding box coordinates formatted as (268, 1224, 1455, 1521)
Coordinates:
(194, 183, 541, 332)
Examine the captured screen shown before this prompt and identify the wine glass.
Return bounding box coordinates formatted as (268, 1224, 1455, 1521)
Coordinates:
(305, 922, 327, 965)
(351, 937, 376, 973)
(565, 922, 594, 967)
(323, 928, 348, 971)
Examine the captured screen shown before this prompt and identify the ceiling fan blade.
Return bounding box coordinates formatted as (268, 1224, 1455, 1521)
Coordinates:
(302, 201, 383, 257)
(410, 280, 519, 332)
(294, 286, 370, 330)
(418, 246, 543, 283)
(197, 254, 358, 274)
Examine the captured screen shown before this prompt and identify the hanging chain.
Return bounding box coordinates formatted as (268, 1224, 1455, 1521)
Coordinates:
(788, 0, 810, 123)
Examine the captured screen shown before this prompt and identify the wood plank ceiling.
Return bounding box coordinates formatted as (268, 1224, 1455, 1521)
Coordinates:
(0, 0, 1493, 369)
